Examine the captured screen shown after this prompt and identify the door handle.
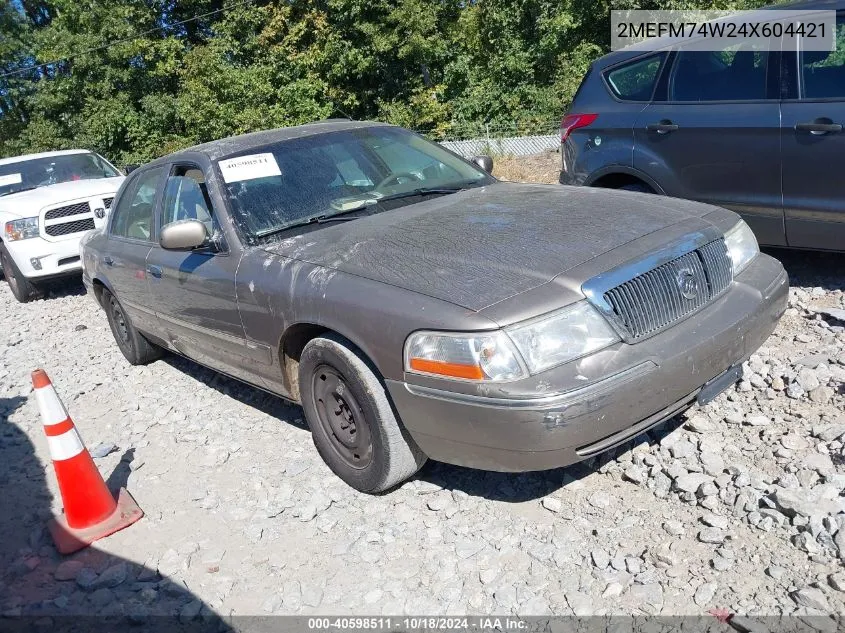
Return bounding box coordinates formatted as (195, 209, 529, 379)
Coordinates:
(146, 265, 162, 278)
(646, 120, 679, 134)
(103, 256, 114, 266)
(795, 119, 842, 135)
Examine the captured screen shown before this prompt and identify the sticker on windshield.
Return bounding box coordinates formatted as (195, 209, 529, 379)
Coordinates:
(218, 153, 281, 183)
(0, 173, 23, 187)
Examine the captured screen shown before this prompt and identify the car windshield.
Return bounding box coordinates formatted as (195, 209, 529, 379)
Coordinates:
(0, 152, 121, 197)
(217, 126, 493, 242)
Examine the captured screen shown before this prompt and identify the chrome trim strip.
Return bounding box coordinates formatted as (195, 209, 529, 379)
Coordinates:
(403, 361, 657, 410)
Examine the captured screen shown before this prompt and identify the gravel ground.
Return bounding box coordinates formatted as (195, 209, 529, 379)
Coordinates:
(1, 243, 844, 622)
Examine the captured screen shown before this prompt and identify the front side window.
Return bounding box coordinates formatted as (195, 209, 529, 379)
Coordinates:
(801, 14, 845, 99)
(670, 42, 769, 101)
(162, 166, 217, 236)
(605, 54, 665, 101)
(218, 126, 492, 242)
(0, 152, 121, 197)
(110, 168, 163, 241)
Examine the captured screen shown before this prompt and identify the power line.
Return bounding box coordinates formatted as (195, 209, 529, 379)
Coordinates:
(0, 0, 260, 80)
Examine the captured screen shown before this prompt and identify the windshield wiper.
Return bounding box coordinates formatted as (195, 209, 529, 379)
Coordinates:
(258, 187, 466, 237)
(0, 186, 37, 197)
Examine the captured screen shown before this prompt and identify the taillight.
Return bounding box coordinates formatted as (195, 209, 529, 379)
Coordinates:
(560, 113, 598, 143)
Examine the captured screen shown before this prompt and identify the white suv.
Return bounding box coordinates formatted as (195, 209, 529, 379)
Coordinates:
(0, 149, 125, 302)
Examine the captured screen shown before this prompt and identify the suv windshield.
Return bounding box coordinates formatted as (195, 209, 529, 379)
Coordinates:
(0, 152, 121, 197)
(218, 126, 493, 241)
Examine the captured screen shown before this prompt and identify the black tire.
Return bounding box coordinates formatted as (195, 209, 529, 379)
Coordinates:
(0, 243, 40, 303)
(618, 182, 653, 194)
(103, 288, 163, 365)
(299, 334, 427, 493)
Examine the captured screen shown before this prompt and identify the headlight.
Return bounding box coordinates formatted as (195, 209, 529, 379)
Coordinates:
(404, 331, 527, 381)
(404, 301, 620, 381)
(4, 217, 39, 241)
(724, 220, 758, 275)
(506, 301, 619, 374)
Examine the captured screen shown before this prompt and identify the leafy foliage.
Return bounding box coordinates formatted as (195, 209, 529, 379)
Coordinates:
(0, 0, 767, 164)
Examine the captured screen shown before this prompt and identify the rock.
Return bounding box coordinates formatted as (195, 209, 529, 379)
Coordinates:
(766, 565, 786, 580)
(75, 567, 98, 591)
(685, 416, 715, 433)
(829, 572, 845, 592)
(90, 443, 118, 459)
(591, 548, 610, 569)
(796, 368, 821, 392)
(809, 386, 834, 404)
(587, 492, 611, 509)
(801, 453, 835, 475)
(698, 528, 726, 544)
(454, 539, 484, 560)
(694, 581, 718, 606)
(541, 497, 562, 514)
(179, 600, 203, 622)
(674, 473, 713, 494)
(602, 582, 624, 598)
(816, 424, 845, 442)
(786, 383, 804, 399)
(745, 415, 770, 427)
(793, 533, 821, 554)
(89, 588, 114, 608)
(791, 586, 830, 611)
(701, 513, 730, 529)
(622, 465, 646, 485)
(770, 488, 843, 519)
(663, 520, 685, 536)
(94, 563, 127, 589)
(54, 560, 84, 581)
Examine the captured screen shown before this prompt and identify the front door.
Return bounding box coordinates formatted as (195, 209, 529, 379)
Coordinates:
(634, 41, 784, 246)
(103, 166, 165, 334)
(780, 13, 845, 250)
(145, 163, 267, 385)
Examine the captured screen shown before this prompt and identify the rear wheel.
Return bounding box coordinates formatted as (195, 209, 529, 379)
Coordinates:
(103, 289, 163, 365)
(299, 333, 427, 493)
(0, 244, 40, 303)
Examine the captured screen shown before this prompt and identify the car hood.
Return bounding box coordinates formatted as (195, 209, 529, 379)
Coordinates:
(263, 183, 722, 312)
(0, 177, 125, 218)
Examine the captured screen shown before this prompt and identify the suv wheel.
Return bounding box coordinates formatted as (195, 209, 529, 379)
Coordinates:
(0, 244, 40, 303)
(299, 333, 427, 493)
(103, 288, 163, 365)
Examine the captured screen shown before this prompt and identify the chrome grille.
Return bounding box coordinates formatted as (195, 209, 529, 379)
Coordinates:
(603, 239, 732, 340)
(45, 202, 90, 220)
(45, 218, 96, 236)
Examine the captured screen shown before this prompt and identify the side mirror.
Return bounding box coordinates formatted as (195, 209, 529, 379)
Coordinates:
(160, 219, 208, 250)
(472, 155, 494, 174)
(124, 164, 140, 175)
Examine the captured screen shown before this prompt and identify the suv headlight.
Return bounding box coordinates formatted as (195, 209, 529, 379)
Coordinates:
(724, 220, 758, 275)
(404, 301, 620, 381)
(4, 217, 39, 241)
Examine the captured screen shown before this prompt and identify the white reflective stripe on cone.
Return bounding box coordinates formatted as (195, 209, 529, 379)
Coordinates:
(34, 385, 69, 426)
(47, 428, 85, 461)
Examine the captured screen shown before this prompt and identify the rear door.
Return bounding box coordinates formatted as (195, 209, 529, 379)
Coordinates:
(780, 12, 845, 250)
(634, 41, 785, 246)
(145, 162, 267, 385)
(104, 166, 165, 334)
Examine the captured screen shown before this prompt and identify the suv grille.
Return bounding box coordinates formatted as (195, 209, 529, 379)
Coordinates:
(45, 218, 96, 237)
(603, 239, 732, 340)
(103, 197, 114, 209)
(45, 202, 90, 220)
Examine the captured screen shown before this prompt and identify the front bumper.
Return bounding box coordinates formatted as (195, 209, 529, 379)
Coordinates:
(4, 235, 84, 280)
(386, 254, 788, 472)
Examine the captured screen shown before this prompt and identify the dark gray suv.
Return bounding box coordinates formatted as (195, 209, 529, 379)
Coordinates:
(560, 2, 844, 251)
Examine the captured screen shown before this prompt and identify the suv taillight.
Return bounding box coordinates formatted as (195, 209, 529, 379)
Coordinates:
(560, 113, 598, 143)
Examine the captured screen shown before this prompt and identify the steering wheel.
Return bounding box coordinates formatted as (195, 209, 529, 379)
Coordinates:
(375, 172, 422, 190)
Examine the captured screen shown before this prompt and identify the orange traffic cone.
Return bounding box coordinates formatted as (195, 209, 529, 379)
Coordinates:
(31, 369, 143, 554)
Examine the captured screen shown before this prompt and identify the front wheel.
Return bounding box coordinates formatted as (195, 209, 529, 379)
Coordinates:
(0, 244, 40, 303)
(103, 289, 163, 365)
(299, 334, 427, 493)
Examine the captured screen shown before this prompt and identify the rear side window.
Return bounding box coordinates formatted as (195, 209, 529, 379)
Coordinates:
(605, 54, 665, 101)
(110, 168, 163, 241)
(801, 14, 845, 99)
(670, 43, 769, 101)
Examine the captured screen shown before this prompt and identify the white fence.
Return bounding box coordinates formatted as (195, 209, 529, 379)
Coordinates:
(419, 121, 561, 158)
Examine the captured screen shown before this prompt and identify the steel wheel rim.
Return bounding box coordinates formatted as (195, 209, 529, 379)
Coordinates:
(110, 298, 131, 345)
(311, 365, 372, 469)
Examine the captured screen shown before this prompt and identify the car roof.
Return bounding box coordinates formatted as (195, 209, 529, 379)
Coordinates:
(148, 119, 391, 165)
(0, 149, 91, 166)
(592, 0, 844, 69)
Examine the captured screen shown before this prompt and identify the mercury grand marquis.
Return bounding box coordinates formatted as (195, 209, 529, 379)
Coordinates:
(81, 120, 788, 492)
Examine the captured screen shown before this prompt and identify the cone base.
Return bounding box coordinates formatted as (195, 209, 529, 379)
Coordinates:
(49, 488, 143, 555)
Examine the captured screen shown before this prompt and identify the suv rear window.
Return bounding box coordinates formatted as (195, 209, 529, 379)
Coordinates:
(670, 43, 769, 102)
(604, 54, 665, 101)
